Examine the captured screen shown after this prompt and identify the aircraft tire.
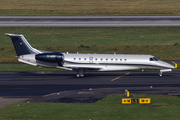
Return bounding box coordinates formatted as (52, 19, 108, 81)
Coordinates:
(76, 74, 80, 78)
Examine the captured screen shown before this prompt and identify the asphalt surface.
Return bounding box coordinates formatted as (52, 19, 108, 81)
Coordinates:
(0, 71, 180, 107)
(1, 16, 180, 27)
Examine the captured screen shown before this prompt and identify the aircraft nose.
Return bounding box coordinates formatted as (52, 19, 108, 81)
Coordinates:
(155, 61, 175, 69)
(168, 64, 175, 69)
(161, 61, 175, 69)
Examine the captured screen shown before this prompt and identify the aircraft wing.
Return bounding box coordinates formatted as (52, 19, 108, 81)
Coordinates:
(65, 65, 101, 70)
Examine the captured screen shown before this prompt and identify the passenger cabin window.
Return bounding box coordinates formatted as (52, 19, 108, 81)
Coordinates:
(95, 58, 98, 61)
(79, 58, 81, 60)
(106, 58, 108, 61)
(74, 58, 76, 60)
(120, 59, 122, 61)
(84, 58, 86, 60)
(125, 59, 127, 61)
(101, 58, 103, 61)
(111, 59, 113, 61)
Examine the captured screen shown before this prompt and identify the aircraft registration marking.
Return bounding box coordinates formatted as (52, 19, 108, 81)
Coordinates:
(111, 72, 130, 81)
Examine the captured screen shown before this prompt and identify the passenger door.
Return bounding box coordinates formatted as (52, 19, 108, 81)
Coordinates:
(89, 57, 93, 63)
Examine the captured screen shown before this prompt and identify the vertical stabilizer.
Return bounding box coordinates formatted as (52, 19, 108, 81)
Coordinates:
(5, 33, 41, 56)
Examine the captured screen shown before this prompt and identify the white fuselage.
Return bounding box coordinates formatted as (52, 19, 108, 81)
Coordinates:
(18, 53, 175, 72)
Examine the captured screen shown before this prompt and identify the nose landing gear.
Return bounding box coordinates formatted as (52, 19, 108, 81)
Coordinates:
(159, 69, 172, 77)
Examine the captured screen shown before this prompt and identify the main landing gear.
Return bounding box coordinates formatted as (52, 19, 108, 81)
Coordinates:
(76, 73, 84, 78)
(76, 68, 84, 78)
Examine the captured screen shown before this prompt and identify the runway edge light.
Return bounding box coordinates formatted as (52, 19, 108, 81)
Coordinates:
(125, 89, 129, 97)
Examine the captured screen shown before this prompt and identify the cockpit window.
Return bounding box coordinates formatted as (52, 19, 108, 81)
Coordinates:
(153, 57, 159, 61)
(150, 58, 154, 61)
(149, 57, 159, 61)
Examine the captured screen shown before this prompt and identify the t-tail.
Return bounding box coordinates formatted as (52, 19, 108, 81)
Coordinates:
(5, 33, 42, 56)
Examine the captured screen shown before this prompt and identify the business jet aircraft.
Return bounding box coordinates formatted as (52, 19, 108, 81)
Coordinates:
(5, 33, 175, 77)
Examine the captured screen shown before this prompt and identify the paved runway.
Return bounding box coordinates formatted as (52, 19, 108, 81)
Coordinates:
(0, 71, 180, 107)
(1, 16, 180, 27)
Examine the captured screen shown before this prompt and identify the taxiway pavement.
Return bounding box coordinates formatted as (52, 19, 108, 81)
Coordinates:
(1, 16, 180, 27)
(0, 71, 180, 107)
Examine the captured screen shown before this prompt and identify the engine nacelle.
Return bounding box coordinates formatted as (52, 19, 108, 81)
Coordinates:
(35, 52, 64, 66)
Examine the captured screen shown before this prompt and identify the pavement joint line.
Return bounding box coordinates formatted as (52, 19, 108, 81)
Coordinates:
(43, 92, 57, 97)
(78, 92, 94, 94)
(0, 79, 14, 80)
(111, 72, 130, 81)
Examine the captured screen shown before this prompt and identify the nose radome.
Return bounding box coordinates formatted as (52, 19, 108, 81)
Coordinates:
(161, 61, 175, 69)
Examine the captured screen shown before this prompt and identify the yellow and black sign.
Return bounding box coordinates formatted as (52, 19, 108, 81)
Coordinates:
(139, 98, 151, 104)
(122, 98, 131, 104)
(131, 99, 139, 104)
(122, 98, 150, 104)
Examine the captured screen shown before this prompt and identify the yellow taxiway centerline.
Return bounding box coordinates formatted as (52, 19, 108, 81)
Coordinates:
(111, 72, 130, 81)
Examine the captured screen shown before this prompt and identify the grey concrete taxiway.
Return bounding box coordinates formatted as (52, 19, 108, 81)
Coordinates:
(1, 16, 180, 27)
(0, 71, 180, 107)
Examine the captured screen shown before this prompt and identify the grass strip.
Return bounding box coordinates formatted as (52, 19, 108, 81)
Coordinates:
(2, 27, 180, 47)
(0, 0, 180, 16)
(0, 94, 180, 120)
(1, 27, 180, 63)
